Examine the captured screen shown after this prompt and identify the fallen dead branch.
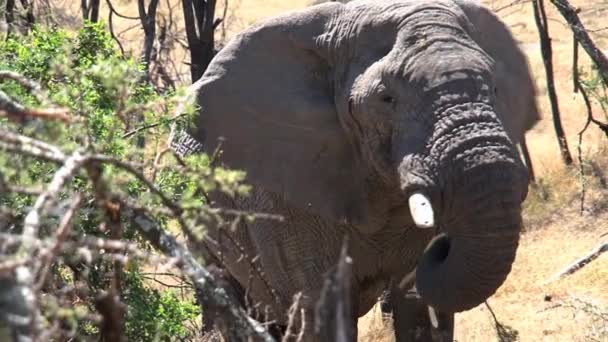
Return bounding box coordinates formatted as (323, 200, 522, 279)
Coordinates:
(545, 242, 608, 283)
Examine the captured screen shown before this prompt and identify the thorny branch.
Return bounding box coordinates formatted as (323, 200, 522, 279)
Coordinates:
(0, 130, 272, 341)
(0, 71, 277, 340)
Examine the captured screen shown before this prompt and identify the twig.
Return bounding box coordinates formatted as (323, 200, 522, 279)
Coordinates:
(105, 0, 126, 56)
(86, 160, 126, 340)
(572, 33, 608, 214)
(0, 258, 28, 275)
(105, 0, 140, 20)
(494, 0, 532, 13)
(122, 114, 184, 139)
(282, 292, 303, 342)
(0, 70, 71, 122)
(485, 301, 519, 342)
(573, 33, 580, 93)
(574, 38, 592, 215)
(297, 308, 306, 342)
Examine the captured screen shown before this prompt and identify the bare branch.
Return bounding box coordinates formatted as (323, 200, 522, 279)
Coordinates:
(0, 129, 67, 163)
(0, 71, 43, 100)
(105, 0, 141, 20)
(105, 0, 127, 56)
(550, 0, 608, 85)
(0, 91, 71, 123)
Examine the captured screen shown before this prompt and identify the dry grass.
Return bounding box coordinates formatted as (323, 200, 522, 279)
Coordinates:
(47, 0, 608, 340)
(357, 305, 395, 342)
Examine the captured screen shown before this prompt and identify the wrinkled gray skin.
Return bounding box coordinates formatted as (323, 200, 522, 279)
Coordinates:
(172, 0, 539, 340)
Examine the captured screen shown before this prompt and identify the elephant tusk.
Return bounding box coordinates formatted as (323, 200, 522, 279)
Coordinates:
(408, 192, 434, 228)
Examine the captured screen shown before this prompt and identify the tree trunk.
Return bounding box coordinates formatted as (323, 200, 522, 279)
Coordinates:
(182, 0, 217, 83)
(138, 0, 159, 77)
(5, 0, 15, 36)
(532, 0, 573, 165)
(81, 0, 100, 22)
(18, 0, 35, 29)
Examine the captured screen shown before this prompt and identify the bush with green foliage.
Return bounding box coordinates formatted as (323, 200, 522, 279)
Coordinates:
(0, 22, 249, 340)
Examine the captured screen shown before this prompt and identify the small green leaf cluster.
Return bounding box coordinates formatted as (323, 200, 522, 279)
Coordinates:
(579, 66, 608, 116)
(123, 268, 200, 341)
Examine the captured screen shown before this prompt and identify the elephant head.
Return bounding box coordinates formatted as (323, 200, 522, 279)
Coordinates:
(178, 0, 539, 313)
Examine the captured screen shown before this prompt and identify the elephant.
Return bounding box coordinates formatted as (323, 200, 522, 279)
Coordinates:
(170, 0, 540, 340)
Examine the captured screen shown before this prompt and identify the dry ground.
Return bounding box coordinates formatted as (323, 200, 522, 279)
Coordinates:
(49, 0, 608, 340)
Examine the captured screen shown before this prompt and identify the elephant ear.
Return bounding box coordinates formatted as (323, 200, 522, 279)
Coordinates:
(455, 0, 540, 143)
(185, 3, 372, 226)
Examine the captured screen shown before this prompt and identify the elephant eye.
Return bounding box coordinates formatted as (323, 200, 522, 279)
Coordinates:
(493, 86, 498, 96)
(381, 95, 395, 104)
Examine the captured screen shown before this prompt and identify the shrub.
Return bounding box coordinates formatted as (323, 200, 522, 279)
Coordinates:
(0, 22, 247, 340)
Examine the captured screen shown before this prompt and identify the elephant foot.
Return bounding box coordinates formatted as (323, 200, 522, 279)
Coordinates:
(383, 286, 454, 342)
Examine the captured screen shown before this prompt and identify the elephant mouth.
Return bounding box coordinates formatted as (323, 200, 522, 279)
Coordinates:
(422, 234, 451, 265)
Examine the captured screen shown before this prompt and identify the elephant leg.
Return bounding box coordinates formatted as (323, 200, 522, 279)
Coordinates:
(200, 264, 287, 340)
(386, 286, 454, 342)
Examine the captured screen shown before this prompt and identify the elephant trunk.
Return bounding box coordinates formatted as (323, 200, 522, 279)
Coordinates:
(407, 102, 528, 313)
